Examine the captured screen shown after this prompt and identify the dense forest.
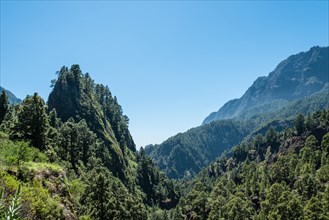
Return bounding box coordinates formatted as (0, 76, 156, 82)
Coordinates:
(145, 120, 254, 179)
(0, 48, 328, 219)
(146, 46, 329, 180)
(178, 110, 329, 219)
(0, 65, 179, 219)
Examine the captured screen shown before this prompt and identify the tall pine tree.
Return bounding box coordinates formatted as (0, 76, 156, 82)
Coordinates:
(14, 93, 49, 150)
(0, 91, 9, 124)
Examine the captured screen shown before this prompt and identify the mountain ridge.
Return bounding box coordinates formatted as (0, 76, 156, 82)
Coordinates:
(203, 46, 329, 124)
(146, 46, 329, 179)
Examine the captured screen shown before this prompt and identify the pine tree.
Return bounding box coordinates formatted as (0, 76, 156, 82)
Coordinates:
(15, 93, 49, 150)
(304, 197, 326, 220)
(295, 114, 305, 135)
(81, 168, 115, 220)
(0, 91, 9, 124)
(58, 119, 97, 170)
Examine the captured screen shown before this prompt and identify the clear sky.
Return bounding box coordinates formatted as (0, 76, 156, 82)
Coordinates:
(1, 1, 328, 148)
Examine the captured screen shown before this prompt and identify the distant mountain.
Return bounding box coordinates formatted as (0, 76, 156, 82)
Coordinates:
(146, 46, 329, 179)
(0, 86, 21, 104)
(145, 87, 328, 179)
(145, 120, 254, 179)
(203, 46, 329, 124)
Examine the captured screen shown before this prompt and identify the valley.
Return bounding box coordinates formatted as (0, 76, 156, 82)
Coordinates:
(0, 46, 328, 219)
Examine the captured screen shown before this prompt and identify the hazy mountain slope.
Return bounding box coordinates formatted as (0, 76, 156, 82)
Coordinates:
(0, 86, 21, 104)
(146, 47, 329, 180)
(145, 120, 254, 179)
(146, 89, 328, 179)
(244, 86, 329, 140)
(251, 85, 329, 124)
(203, 46, 329, 124)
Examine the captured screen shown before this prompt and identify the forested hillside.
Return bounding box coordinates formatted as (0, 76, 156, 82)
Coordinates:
(146, 89, 328, 180)
(0, 65, 179, 219)
(178, 110, 329, 219)
(145, 46, 329, 180)
(0, 63, 328, 220)
(145, 120, 254, 179)
(1, 0, 328, 218)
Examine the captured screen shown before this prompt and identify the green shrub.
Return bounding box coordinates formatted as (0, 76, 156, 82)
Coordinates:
(0, 185, 21, 220)
(0, 140, 48, 168)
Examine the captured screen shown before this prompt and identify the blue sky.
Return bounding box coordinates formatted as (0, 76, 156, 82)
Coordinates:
(1, 1, 328, 148)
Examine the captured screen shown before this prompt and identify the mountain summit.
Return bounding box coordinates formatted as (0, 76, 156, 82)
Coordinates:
(146, 46, 329, 179)
(203, 46, 329, 124)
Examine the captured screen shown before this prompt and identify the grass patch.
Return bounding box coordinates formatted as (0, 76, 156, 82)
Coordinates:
(23, 162, 63, 174)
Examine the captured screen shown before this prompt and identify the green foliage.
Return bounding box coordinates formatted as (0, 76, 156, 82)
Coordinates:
(21, 179, 65, 219)
(57, 119, 97, 171)
(0, 91, 9, 125)
(179, 110, 329, 219)
(4, 64, 328, 219)
(80, 166, 147, 220)
(146, 86, 329, 180)
(0, 185, 21, 220)
(0, 134, 74, 219)
(0, 66, 181, 219)
(0, 139, 48, 170)
(13, 93, 50, 151)
(136, 148, 179, 209)
(146, 119, 253, 179)
(48, 65, 136, 183)
(0, 107, 18, 136)
(292, 113, 306, 135)
(6, 185, 21, 220)
(304, 196, 328, 220)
